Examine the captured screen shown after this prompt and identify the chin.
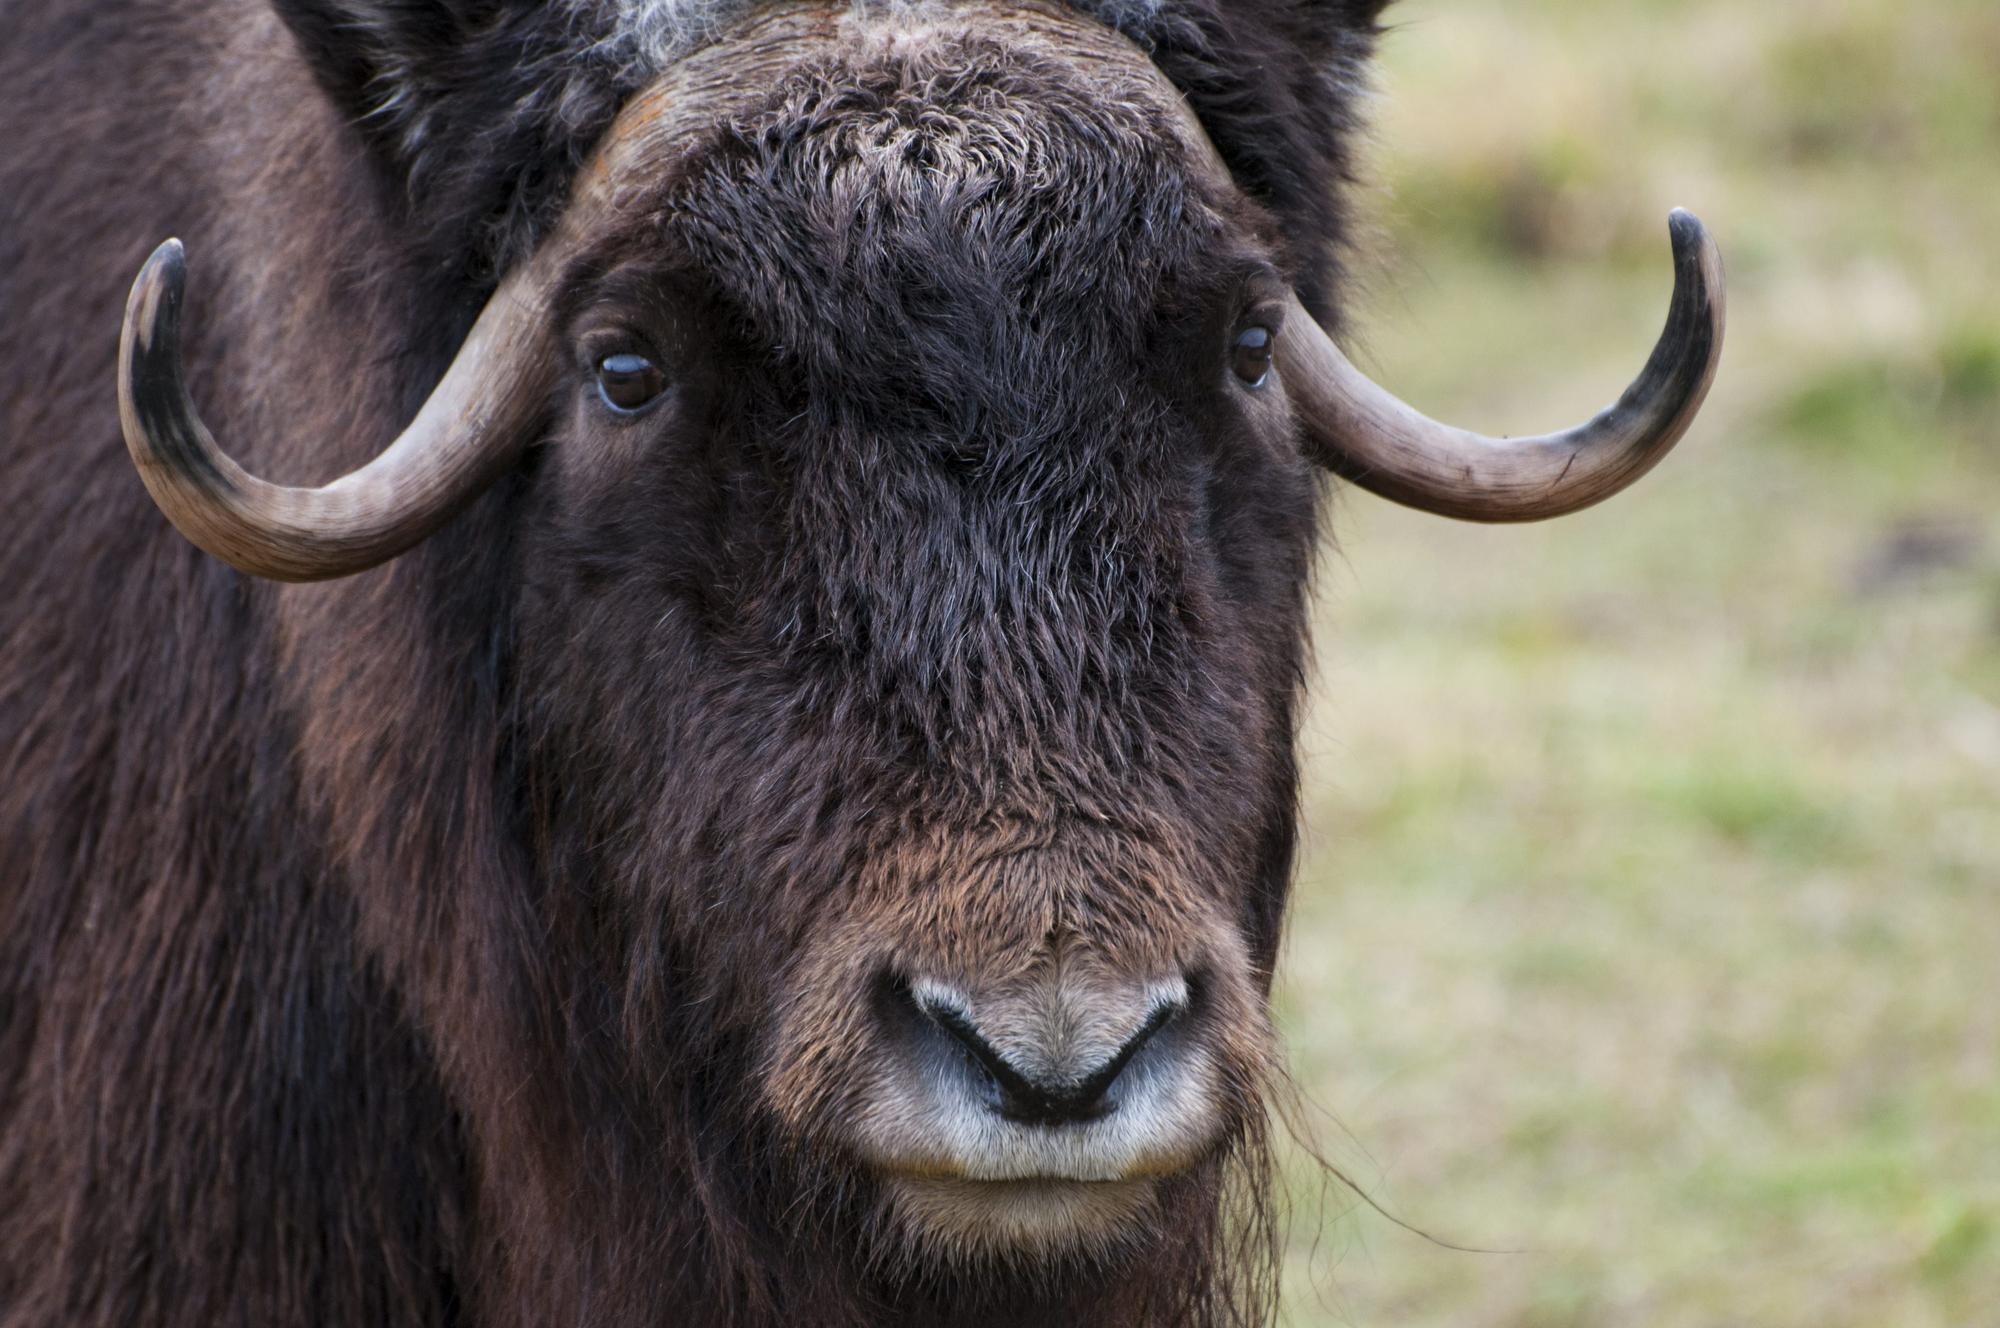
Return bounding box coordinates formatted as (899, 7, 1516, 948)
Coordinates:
(879, 1175, 1164, 1261)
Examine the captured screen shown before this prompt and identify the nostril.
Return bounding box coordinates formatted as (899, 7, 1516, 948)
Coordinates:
(1076, 993, 1183, 1096)
(917, 996, 1058, 1117)
(904, 980, 1188, 1128)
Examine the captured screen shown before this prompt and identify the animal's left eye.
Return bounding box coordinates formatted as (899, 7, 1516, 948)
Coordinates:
(597, 352, 666, 414)
(1231, 326, 1274, 387)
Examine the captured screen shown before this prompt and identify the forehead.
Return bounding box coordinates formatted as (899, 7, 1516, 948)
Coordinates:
(684, 41, 1225, 359)
(578, 3, 1246, 346)
(581, 0, 1177, 77)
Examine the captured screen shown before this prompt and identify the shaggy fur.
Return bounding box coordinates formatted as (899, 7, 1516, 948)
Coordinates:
(0, 1, 1386, 1324)
(263, 0, 1386, 303)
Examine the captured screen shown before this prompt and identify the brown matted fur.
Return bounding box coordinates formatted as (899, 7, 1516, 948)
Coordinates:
(0, 1, 1397, 1324)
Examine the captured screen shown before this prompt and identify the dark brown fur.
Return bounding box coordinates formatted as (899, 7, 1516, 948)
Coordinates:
(0, 2, 1387, 1324)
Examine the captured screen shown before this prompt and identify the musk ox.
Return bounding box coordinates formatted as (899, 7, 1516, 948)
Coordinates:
(0, 0, 1723, 1324)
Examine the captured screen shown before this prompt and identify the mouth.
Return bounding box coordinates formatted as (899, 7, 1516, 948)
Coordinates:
(877, 1175, 1165, 1255)
(831, 967, 1236, 1255)
(762, 904, 1272, 1256)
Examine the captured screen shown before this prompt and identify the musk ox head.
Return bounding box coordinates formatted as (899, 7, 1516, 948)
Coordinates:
(112, 0, 1722, 1308)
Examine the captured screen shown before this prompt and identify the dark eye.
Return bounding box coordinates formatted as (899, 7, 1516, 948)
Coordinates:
(596, 352, 666, 414)
(1231, 326, 1274, 387)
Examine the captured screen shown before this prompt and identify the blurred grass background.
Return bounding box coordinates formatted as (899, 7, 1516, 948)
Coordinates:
(1276, 0, 2000, 1323)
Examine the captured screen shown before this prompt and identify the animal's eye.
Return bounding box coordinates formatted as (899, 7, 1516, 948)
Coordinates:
(1231, 326, 1274, 387)
(596, 352, 666, 414)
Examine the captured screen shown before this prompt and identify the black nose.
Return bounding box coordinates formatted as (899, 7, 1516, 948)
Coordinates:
(911, 985, 1186, 1127)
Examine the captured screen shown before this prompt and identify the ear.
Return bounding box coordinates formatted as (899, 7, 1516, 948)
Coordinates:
(1091, 0, 1396, 326)
(271, 1, 499, 162)
(268, 0, 632, 280)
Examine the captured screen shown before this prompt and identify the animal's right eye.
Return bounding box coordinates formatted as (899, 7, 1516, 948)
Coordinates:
(597, 353, 666, 414)
(1230, 326, 1274, 388)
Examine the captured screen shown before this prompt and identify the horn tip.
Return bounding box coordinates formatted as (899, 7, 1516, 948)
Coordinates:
(127, 239, 188, 356)
(1666, 208, 1706, 248)
(1665, 208, 1725, 311)
(1666, 209, 1724, 269)
(140, 237, 187, 288)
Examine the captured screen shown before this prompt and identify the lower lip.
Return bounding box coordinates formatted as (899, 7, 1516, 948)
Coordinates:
(882, 1175, 1161, 1246)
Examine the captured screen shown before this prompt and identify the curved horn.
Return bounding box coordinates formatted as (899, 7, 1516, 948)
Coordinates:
(1133, 46, 1725, 523)
(113, 10, 835, 584)
(117, 239, 560, 582)
(1284, 210, 1726, 522)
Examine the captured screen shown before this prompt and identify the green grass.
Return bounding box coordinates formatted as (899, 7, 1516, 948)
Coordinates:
(1274, 1, 2000, 1323)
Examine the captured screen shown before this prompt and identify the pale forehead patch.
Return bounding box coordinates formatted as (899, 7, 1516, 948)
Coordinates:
(569, 0, 1171, 78)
